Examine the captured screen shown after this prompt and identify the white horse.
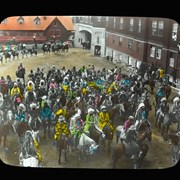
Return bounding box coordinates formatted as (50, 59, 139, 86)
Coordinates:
(19, 130, 41, 167)
(77, 133, 99, 159)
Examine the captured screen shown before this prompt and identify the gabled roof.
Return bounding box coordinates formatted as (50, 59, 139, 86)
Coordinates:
(0, 16, 74, 31)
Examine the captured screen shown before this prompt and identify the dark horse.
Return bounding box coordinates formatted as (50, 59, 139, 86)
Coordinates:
(90, 121, 113, 152)
(163, 132, 180, 164)
(0, 110, 13, 149)
(0, 84, 9, 98)
(112, 122, 152, 169)
(163, 84, 171, 100)
(42, 43, 51, 55)
(56, 133, 69, 165)
(143, 78, 155, 94)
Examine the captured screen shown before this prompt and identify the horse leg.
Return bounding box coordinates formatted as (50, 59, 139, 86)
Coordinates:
(58, 148, 62, 165)
(112, 144, 125, 169)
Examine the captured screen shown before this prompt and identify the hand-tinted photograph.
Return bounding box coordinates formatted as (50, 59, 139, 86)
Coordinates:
(0, 16, 179, 169)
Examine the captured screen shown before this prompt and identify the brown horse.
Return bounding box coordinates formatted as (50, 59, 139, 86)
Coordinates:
(163, 132, 180, 164)
(143, 78, 155, 94)
(163, 84, 171, 100)
(112, 123, 151, 169)
(0, 84, 9, 97)
(0, 121, 12, 148)
(56, 133, 69, 165)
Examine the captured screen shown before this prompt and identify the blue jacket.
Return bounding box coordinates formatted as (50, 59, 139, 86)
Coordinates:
(40, 106, 53, 120)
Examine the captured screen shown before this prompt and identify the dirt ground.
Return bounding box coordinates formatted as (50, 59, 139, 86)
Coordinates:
(0, 47, 178, 169)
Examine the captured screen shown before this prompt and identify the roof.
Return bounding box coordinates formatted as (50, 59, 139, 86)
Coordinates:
(0, 16, 74, 31)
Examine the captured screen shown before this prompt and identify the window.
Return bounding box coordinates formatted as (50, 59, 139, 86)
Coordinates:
(169, 52, 175, 67)
(97, 36, 99, 44)
(136, 42, 140, 51)
(1, 18, 7, 24)
(112, 35, 115, 44)
(119, 37, 122, 46)
(138, 19, 141, 33)
(150, 45, 156, 58)
(156, 48, 162, 59)
(152, 20, 157, 35)
(172, 23, 178, 41)
(119, 18, 123, 29)
(97, 16, 101, 22)
(158, 21, 164, 36)
(150, 45, 162, 59)
(128, 39, 133, 50)
(106, 16, 109, 26)
(113, 17, 116, 28)
(34, 16, 40, 25)
(17, 16, 24, 24)
(129, 18, 134, 31)
(152, 20, 164, 36)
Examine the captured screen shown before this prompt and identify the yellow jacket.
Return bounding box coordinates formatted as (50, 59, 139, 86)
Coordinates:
(10, 87, 21, 96)
(54, 121, 70, 140)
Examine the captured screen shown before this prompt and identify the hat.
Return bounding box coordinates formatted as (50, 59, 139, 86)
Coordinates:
(161, 97, 166, 102)
(88, 108, 95, 114)
(128, 116, 134, 120)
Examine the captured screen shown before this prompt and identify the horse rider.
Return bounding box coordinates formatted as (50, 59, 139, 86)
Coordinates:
(10, 82, 22, 100)
(83, 107, 96, 135)
(171, 96, 180, 112)
(25, 80, 35, 92)
(0, 76, 6, 89)
(155, 86, 165, 108)
(15, 103, 27, 123)
(98, 105, 114, 132)
(156, 97, 169, 127)
(120, 115, 135, 143)
(53, 115, 71, 146)
(134, 102, 150, 129)
(40, 101, 53, 124)
(49, 78, 58, 90)
(70, 113, 84, 149)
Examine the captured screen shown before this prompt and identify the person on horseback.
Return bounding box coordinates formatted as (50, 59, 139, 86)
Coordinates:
(98, 105, 113, 132)
(10, 82, 22, 100)
(155, 86, 165, 107)
(40, 101, 53, 122)
(54, 115, 71, 145)
(70, 113, 84, 149)
(156, 97, 169, 125)
(0, 76, 6, 93)
(15, 103, 27, 122)
(83, 108, 96, 134)
(171, 96, 180, 112)
(135, 102, 148, 123)
(120, 115, 135, 142)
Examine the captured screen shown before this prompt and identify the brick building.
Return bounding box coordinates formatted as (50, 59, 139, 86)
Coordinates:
(74, 16, 180, 79)
(0, 16, 74, 44)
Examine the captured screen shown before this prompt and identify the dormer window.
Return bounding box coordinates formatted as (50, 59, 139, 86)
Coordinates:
(43, 16, 47, 20)
(1, 18, 7, 24)
(17, 16, 24, 24)
(34, 16, 40, 25)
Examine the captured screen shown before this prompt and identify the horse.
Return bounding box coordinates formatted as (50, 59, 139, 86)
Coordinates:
(11, 50, 19, 60)
(61, 44, 69, 53)
(143, 78, 155, 94)
(163, 84, 171, 100)
(76, 132, 99, 160)
(0, 110, 14, 149)
(0, 54, 3, 64)
(56, 133, 70, 165)
(19, 129, 41, 167)
(163, 132, 180, 165)
(28, 48, 37, 56)
(3, 50, 11, 62)
(89, 118, 113, 152)
(42, 43, 51, 55)
(112, 123, 151, 169)
(52, 44, 62, 53)
(0, 84, 9, 98)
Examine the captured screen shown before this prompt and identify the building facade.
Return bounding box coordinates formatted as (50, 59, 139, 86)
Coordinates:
(0, 16, 75, 44)
(73, 16, 180, 79)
